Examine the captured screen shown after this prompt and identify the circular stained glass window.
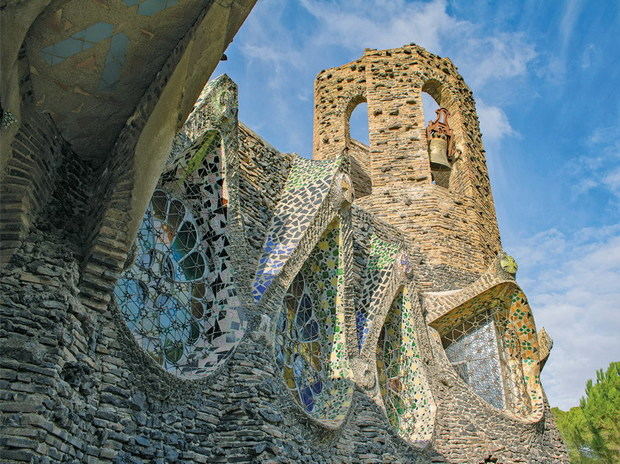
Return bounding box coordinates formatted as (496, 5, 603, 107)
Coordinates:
(274, 222, 353, 427)
(114, 189, 244, 378)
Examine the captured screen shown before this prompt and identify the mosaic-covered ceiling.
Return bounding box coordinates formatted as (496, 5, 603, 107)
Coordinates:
(25, 0, 218, 159)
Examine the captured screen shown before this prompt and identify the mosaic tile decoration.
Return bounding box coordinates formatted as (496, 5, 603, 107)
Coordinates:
(252, 157, 341, 301)
(356, 234, 400, 349)
(496, 289, 544, 417)
(114, 132, 245, 378)
(40, 22, 129, 91)
(274, 221, 353, 427)
(376, 289, 434, 441)
(123, 0, 178, 16)
(431, 284, 543, 417)
(443, 312, 505, 409)
(41, 22, 115, 65)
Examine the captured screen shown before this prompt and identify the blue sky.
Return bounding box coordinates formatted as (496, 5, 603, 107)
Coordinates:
(215, 0, 620, 409)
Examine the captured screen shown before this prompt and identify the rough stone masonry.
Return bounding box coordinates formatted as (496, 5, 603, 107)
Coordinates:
(0, 2, 567, 463)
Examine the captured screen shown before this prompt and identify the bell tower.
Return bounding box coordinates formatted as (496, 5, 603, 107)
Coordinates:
(312, 44, 501, 274)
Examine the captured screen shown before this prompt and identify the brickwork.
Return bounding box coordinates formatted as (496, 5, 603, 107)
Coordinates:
(0, 37, 568, 464)
(0, 108, 67, 263)
(313, 45, 501, 274)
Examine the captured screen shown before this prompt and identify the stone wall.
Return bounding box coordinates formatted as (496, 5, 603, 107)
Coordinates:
(237, 124, 294, 267)
(0, 108, 67, 262)
(0, 45, 568, 463)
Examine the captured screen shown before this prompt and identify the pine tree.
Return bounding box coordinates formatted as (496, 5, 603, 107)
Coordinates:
(552, 362, 620, 464)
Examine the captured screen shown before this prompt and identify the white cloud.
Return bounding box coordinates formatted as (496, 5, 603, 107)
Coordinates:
(477, 100, 518, 142)
(580, 43, 597, 69)
(454, 33, 536, 87)
(603, 165, 620, 195)
(298, 0, 536, 88)
(559, 0, 583, 51)
(298, 0, 461, 52)
(567, 127, 620, 200)
(234, 0, 535, 149)
(509, 226, 620, 409)
(540, 0, 584, 82)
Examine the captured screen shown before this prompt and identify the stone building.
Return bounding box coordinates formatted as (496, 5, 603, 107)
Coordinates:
(1, 2, 567, 463)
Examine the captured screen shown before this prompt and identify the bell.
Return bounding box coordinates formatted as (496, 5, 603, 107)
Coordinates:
(428, 136, 451, 171)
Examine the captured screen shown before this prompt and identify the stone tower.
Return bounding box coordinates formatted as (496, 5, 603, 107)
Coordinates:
(313, 44, 500, 275)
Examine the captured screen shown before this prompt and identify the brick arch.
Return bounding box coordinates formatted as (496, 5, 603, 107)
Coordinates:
(313, 60, 368, 160)
(416, 67, 486, 200)
(409, 60, 501, 270)
(78, 72, 242, 316)
(344, 93, 368, 143)
(0, 1, 66, 265)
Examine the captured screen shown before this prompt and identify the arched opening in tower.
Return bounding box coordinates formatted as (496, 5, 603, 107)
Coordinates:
(348, 101, 369, 146)
(422, 92, 440, 127)
(422, 90, 452, 189)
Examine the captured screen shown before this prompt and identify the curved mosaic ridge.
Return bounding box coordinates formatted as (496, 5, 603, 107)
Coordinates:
(432, 284, 543, 419)
(274, 221, 353, 427)
(356, 234, 400, 349)
(252, 157, 341, 301)
(498, 289, 544, 417)
(376, 289, 434, 441)
(114, 188, 245, 378)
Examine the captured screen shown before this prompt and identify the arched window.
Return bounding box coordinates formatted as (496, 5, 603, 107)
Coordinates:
(442, 308, 506, 409)
(348, 101, 369, 146)
(422, 92, 440, 126)
(343, 96, 372, 198)
(114, 131, 244, 378)
(376, 289, 434, 440)
(274, 220, 353, 427)
(422, 86, 453, 189)
(432, 285, 543, 417)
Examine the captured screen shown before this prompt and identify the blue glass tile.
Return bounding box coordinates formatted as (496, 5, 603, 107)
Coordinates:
(138, 0, 178, 16)
(100, 33, 129, 91)
(41, 22, 114, 65)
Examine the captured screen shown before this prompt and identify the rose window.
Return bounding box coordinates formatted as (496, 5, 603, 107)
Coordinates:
(114, 189, 244, 378)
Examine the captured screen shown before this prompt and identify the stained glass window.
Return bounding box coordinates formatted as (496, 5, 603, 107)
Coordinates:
(376, 290, 434, 441)
(442, 310, 506, 409)
(114, 133, 245, 378)
(274, 221, 352, 426)
(432, 286, 543, 416)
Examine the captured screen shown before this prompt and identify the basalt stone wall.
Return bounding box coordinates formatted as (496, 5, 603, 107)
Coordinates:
(0, 230, 567, 464)
(0, 45, 568, 464)
(237, 124, 294, 267)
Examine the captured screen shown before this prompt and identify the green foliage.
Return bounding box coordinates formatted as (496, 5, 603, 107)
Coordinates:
(552, 362, 620, 464)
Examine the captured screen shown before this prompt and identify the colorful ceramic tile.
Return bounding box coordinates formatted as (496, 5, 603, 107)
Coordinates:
(431, 284, 543, 417)
(114, 132, 245, 378)
(377, 290, 434, 441)
(356, 234, 400, 349)
(252, 157, 341, 301)
(274, 221, 353, 426)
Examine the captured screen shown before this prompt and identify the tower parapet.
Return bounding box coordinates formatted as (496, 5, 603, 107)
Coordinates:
(312, 44, 501, 274)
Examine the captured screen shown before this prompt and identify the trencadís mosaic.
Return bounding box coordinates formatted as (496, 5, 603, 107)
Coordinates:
(114, 132, 245, 378)
(377, 290, 435, 442)
(274, 220, 353, 427)
(432, 284, 543, 418)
